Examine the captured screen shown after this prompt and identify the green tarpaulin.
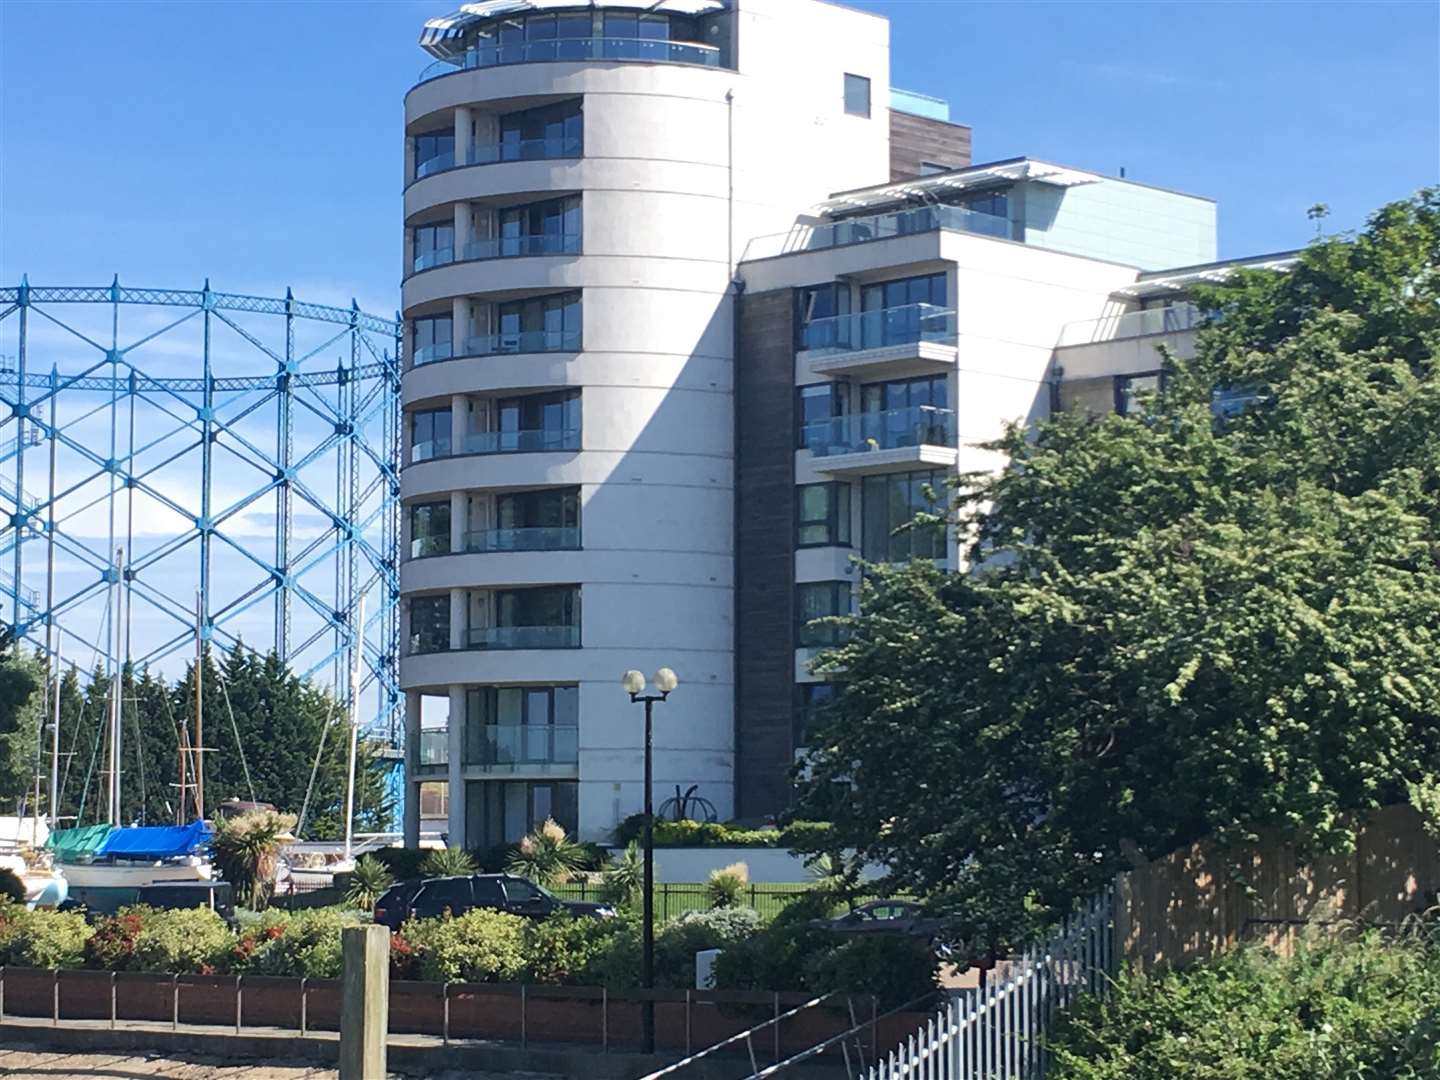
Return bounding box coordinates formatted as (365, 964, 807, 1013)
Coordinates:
(48, 824, 114, 861)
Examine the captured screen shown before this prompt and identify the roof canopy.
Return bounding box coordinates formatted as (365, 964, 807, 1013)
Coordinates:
(422, 0, 728, 59)
(97, 821, 212, 861)
(818, 159, 1102, 215)
(1119, 252, 1301, 298)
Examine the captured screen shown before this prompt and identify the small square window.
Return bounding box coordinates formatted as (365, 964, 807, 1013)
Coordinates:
(843, 73, 871, 118)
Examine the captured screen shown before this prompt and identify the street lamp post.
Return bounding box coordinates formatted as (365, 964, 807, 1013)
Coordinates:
(622, 666, 678, 1055)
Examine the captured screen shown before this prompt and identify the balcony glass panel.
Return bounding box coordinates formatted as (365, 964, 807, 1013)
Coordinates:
(419, 729, 448, 766)
(815, 204, 1012, 248)
(412, 340, 453, 366)
(463, 233, 581, 261)
(464, 625, 581, 649)
(462, 328, 581, 358)
(466, 526, 580, 552)
(415, 150, 456, 179)
(412, 246, 455, 273)
(480, 724, 579, 766)
(1057, 302, 1203, 347)
(801, 303, 957, 355)
(470, 135, 583, 164)
(418, 38, 719, 83)
(803, 405, 955, 457)
(463, 428, 580, 454)
(411, 533, 451, 558)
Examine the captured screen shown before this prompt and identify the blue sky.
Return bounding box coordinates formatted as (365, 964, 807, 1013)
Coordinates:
(1, 0, 1436, 308)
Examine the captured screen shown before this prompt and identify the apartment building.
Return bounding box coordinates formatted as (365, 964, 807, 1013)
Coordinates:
(398, 0, 1285, 846)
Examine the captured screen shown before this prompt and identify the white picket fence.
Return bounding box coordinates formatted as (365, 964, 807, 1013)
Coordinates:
(867, 888, 1115, 1080)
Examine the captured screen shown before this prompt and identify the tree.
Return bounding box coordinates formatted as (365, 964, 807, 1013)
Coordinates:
(211, 808, 297, 911)
(796, 191, 1440, 954)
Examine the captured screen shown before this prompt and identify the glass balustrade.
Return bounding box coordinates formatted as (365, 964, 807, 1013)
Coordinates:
(412, 340, 453, 366)
(1057, 302, 1203, 347)
(464, 625, 581, 649)
(412, 246, 455, 273)
(470, 136, 584, 165)
(463, 233, 581, 261)
(418, 729, 448, 766)
(417, 37, 721, 84)
(802, 405, 955, 457)
(461, 329, 582, 357)
(465, 526, 581, 552)
(415, 151, 456, 179)
(408, 629, 450, 655)
(410, 534, 451, 558)
(463, 427, 581, 454)
(409, 437, 451, 463)
(800, 303, 957, 355)
(479, 724, 579, 767)
(744, 203, 1014, 261)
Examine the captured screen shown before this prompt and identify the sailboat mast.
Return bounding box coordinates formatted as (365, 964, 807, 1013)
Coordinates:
(342, 595, 365, 863)
(108, 546, 124, 826)
(194, 590, 204, 821)
(49, 641, 61, 829)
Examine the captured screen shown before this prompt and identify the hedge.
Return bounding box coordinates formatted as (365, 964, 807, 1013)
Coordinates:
(611, 817, 835, 850)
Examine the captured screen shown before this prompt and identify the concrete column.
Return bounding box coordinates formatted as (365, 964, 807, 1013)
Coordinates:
(449, 587, 467, 651)
(403, 691, 421, 847)
(453, 201, 470, 259)
(447, 685, 467, 846)
(339, 925, 389, 1080)
(450, 393, 467, 454)
(450, 490, 467, 554)
(454, 105, 472, 169)
(451, 298, 470, 356)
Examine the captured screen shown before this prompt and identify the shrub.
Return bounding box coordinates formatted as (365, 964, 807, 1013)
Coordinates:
(346, 854, 394, 910)
(706, 862, 749, 909)
(598, 841, 644, 907)
(507, 819, 585, 886)
(524, 912, 636, 985)
(655, 907, 763, 988)
(86, 911, 145, 970)
(371, 846, 429, 882)
(802, 934, 938, 1009)
(611, 817, 835, 850)
(128, 906, 235, 975)
(212, 809, 296, 911)
(1049, 926, 1440, 1080)
(401, 909, 528, 983)
(0, 867, 25, 903)
(420, 846, 477, 878)
(0, 904, 91, 969)
(239, 908, 361, 978)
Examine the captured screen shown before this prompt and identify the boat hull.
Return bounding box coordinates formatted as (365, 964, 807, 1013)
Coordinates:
(60, 861, 212, 889)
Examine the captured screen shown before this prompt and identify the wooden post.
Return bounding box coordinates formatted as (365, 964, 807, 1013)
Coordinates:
(340, 925, 390, 1080)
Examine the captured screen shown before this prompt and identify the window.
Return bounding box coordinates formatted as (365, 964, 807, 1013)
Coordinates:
(843, 73, 871, 118)
(497, 196, 582, 256)
(794, 682, 838, 747)
(797, 483, 851, 547)
(862, 470, 947, 563)
(472, 877, 504, 904)
(858, 375, 949, 449)
(477, 780, 578, 847)
(466, 684, 579, 766)
(796, 282, 852, 350)
(797, 384, 847, 450)
(409, 594, 450, 654)
(1115, 372, 1164, 416)
(410, 406, 452, 463)
(414, 128, 455, 178)
(413, 878, 470, 918)
(494, 389, 581, 451)
(496, 291, 582, 353)
(497, 100, 583, 160)
(418, 781, 448, 819)
(413, 222, 455, 271)
(410, 501, 451, 558)
(411, 315, 453, 365)
(797, 582, 851, 648)
(958, 189, 1009, 219)
(497, 585, 579, 629)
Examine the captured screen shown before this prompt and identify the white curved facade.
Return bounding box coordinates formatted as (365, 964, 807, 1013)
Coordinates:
(399, 0, 891, 845)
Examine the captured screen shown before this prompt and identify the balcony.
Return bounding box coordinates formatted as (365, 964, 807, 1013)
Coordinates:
(418, 729, 448, 767)
(417, 37, 721, 85)
(410, 234, 580, 276)
(408, 629, 450, 656)
(744, 203, 1014, 262)
(411, 329, 580, 369)
(410, 437, 451, 464)
(415, 151, 455, 179)
(464, 625, 581, 650)
(411, 534, 451, 558)
(413, 246, 455, 273)
(466, 526, 580, 552)
(470, 135, 583, 166)
(412, 340, 454, 366)
(800, 303, 958, 379)
(803, 406, 958, 477)
(463, 427, 580, 455)
(1057, 303, 1203, 347)
(475, 724, 579, 771)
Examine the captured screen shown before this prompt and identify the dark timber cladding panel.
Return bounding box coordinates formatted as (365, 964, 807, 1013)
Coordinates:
(890, 111, 974, 182)
(734, 287, 797, 819)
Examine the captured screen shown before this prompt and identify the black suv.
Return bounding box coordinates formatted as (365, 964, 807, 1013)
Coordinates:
(373, 873, 613, 930)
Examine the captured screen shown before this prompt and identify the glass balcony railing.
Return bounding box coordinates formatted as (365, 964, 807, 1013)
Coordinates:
(1057, 302, 1203, 347)
(415, 151, 455, 179)
(477, 724, 579, 767)
(800, 303, 957, 356)
(408, 630, 450, 655)
(410, 438, 451, 463)
(462, 427, 581, 455)
(411, 534, 451, 558)
(465, 526, 581, 552)
(744, 203, 1014, 261)
(412, 340, 453, 366)
(463, 233, 581, 261)
(470, 135, 583, 165)
(417, 37, 721, 84)
(413, 246, 455, 273)
(462, 329, 582, 358)
(419, 729, 448, 766)
(464, 624, 581, 649)
(803, 405, 955, 457)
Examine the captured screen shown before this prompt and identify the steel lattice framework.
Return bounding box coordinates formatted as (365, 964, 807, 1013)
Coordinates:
(0, 278, 402, 742)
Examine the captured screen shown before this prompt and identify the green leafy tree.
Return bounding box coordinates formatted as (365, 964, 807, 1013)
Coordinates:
(797, 191, 1440, 953)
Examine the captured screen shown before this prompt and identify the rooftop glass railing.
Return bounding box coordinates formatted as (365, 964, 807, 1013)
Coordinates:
(800, 303, 957, 356)
(470, 135, 583, 165)
(744, 203, 1014, 262)
(477, 724, 579, 767)
(417, 37, 721, 84)
(419, 729, 448, 766)
(463, 233, 581, 261)
(802, 405, 955, 457)
(465, 526, 580, 552)
(462, 427, 581, 455)
(461, 329, 582, 358)
(415, 151, 456, 180)
(410, 534, 451, 558)
(1057, 302, 1203, 347)
(464, 624, 581, 650)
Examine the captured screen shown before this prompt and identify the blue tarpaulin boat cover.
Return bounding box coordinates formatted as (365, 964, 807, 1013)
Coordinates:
(96, 820, 211, 860)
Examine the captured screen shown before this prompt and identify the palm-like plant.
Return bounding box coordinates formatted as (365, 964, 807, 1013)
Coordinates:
(706, 861, 749, 909)
(506, 818, 584, 886)
(420, 846, 477, 878)
(599, 840, 644, 907)
(346, 854, 394, 911)
(212, 809, 297, 911)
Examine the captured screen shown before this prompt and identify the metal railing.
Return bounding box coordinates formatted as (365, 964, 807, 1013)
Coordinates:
(476, 723, 579, 766)
(744, 203, 1014, 262)
(466, 525, 580, 552)
(463, 427, 580, 455)
(464, 624, 580, 650)
(800, 303, 956, 356)
(1057, 302, 1203, 347)
(417, 36, 722, 83)
(802, 405, 954, 457)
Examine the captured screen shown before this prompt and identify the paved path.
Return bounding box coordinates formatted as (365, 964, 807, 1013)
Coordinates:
(0, 1045, 338, 1079)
